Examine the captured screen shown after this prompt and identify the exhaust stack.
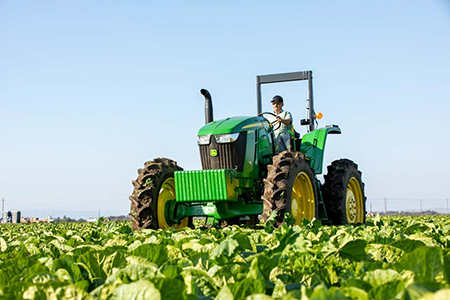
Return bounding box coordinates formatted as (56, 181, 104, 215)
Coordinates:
(201, 89, 214, 124)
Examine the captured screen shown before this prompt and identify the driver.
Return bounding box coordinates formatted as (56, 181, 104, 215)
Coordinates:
(268, 95, 293, 153)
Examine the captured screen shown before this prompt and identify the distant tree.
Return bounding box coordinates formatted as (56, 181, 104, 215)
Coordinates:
(107, 215, 131, 221)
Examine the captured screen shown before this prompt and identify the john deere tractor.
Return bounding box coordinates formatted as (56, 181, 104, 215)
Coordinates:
(129, 71, 366, 230)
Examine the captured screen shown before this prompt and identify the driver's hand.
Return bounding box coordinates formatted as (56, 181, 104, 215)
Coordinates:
(276, 116, 282, 122)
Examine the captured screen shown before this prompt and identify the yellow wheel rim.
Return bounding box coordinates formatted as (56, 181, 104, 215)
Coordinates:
(291, 171, 315, 225)
(157, 177, 189, 229)
(346, 177, 364, 223)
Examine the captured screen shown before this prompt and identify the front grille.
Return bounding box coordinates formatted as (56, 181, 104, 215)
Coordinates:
(199, 132, 247, 172)
(200, 146, 212, 169)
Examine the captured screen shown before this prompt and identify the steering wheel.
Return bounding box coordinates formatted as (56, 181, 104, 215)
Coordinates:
(258, 112, 281, 131)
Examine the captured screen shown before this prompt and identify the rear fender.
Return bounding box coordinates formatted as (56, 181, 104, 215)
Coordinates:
(300, 126, 341, 174)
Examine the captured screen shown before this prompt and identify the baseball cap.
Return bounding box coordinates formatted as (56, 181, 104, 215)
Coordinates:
(271, 95, 283, 103)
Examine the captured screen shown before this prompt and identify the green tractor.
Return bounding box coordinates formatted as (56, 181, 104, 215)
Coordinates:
(129, 71, 366, 230)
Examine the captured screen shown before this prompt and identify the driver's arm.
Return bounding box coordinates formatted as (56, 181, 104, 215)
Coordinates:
(276, 115, 292, 125)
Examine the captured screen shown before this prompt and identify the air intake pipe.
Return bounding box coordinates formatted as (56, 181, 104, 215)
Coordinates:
(201, 89, 214, 124)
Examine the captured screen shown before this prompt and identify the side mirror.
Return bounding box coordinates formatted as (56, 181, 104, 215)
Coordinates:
(300, 119, 310, 126)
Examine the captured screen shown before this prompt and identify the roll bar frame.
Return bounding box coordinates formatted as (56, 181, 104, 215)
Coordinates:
(256, 70, 316, 132)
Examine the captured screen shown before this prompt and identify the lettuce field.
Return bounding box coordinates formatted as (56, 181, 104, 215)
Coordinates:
(1, 215, 450, 299)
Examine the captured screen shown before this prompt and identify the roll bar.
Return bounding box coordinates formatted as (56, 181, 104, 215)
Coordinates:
(256, 70, 316, 132)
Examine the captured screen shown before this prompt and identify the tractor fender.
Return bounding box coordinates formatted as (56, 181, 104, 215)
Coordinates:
(300, 126, 341, 174)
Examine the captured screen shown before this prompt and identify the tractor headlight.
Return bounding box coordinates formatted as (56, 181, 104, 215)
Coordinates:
(197, 134, 211, 145)
(214, 132, 240, 143)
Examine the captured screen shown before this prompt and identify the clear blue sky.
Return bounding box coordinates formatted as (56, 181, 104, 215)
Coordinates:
(1, 0, 449, 218)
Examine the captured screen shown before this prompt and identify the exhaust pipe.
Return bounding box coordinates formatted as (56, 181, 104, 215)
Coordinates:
(201, 89, 213, 124)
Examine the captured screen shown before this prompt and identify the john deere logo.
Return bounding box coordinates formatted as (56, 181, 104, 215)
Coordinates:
(210, 149, 218, 157)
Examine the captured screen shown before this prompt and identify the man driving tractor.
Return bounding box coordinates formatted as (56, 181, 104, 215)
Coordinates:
(267, 95, 293, 153)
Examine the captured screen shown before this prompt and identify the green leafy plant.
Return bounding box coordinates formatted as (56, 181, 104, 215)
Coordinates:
(0, 216, 449, 299)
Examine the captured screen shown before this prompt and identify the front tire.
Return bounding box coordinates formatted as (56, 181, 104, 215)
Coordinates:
(129, 158, 191, 230)
(262, 151, 319, 226)
(322, 159, 366, 225)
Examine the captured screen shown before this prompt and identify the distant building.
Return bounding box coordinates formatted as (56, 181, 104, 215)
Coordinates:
(2, 211, 12, 224)
(12, 211, 21, 223)
(2, 211, 22, 224)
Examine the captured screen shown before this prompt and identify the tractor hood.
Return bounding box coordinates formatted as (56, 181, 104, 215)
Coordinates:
(197, 116, 267, 136)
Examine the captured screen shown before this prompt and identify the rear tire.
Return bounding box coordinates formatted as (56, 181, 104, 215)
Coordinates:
(322, 159, 366, 225)
(262, 151, 319, 226)
(129, 158, 192, 230)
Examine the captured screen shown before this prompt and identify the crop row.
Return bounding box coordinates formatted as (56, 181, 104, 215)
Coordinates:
(0, 215, 449, 299)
